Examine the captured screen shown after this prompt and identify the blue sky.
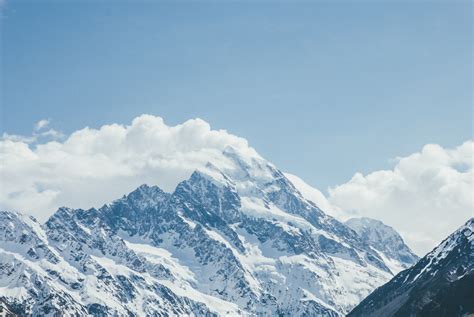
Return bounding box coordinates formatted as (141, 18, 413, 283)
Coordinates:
(1, 0, 472, 190)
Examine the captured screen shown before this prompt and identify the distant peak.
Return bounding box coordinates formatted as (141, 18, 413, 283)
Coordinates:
(127, 184, 166, 197)
(346, 217, 388, 229)
(55, 207, 75, 216)
(346, 216, 419, 267)
(118, 183, 170, 210)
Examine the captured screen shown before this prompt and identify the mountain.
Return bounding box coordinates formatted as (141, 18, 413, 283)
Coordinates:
(345, 217, 419, 272)
(0, 146, 417, 316)
(0, 298, 17, 316)
(348, 218, 474, 317)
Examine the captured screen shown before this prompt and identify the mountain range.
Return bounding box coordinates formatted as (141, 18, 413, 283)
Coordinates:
(1, 145, 455, 317)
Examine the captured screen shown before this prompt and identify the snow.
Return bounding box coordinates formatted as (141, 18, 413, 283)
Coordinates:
(411, 218, 473, 283)
(239, 197, 312, 234)
(0, 144, 425, 316)
(284, 173, 339, 218)
(158, 280, 243, 316)
(0, 286, 28, 298)
(180, 216, 197, 229)
(300, 288, 338, 312)
(77, 223, 91, 235)
(329, 255, 391, 310)
(372, 248, 405, 275)
(90, 255, 132, 276)
(124, 240, 196, 282)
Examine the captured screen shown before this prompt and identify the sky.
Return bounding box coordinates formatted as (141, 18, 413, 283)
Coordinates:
(1, 0, 472, 190)
(0, 1, 472, 254)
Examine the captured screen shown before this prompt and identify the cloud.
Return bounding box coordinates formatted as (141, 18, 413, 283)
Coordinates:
(0, 115, 251, 221)
(39, 128, 64, 140)
(1, 120, 65, 145)
(1, 114, 471, 256)
(34, 119, 50, 131)
(1, 132, 37, 144)
(328, 141, 473, 255)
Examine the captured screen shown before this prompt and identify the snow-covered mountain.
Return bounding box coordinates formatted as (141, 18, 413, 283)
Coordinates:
(345, 217, 418, 272)
(0, 298, 16, 316)
(0, 146, 418, 316)
(349, 218, 474, 317)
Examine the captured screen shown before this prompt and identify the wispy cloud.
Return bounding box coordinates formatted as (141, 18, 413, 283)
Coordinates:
(1, 132, 37, 144)
(1, 118, 64, 144)
(34, 119, 50, 131)
(39, 128, 64, 140)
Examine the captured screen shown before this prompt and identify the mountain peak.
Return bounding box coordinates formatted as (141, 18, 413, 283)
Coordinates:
(128, 183, 166, 197)
(0, 151, 427, 316)
(345, 217, 419, 273)
(114, 183, 170, 210)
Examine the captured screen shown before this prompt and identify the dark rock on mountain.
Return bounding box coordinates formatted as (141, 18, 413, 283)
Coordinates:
(348, 218, 474, 317)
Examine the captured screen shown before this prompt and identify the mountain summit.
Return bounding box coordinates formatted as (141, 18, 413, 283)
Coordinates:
(0, 147, 417, 316)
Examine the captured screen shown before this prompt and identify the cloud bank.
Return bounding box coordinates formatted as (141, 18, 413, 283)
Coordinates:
(0, 115, 251, 221)
(0, 114, 471, 255)
(328, 141, 473, 255)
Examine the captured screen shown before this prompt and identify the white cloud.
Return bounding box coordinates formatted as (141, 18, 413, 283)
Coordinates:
(39, 128, 64, 140)
(1, 114, 471, 256)
(2, 120, 64, 145)
(328, 141, 473, 256)
(1, 132, 37, 144)
(0, 115, 251, 221)
(34, 119, 50, 131)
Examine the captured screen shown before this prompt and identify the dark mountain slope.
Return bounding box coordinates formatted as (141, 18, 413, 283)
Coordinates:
(349, 218, 474, 317)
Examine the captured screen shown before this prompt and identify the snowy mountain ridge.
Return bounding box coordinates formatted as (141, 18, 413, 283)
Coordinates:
(0, 146, 418, 316)
(345, 217, 418, 273)
(349, 218, 474, 317)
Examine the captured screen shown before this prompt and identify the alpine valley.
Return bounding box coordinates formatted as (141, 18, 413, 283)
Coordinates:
(2, 144, 442, 317)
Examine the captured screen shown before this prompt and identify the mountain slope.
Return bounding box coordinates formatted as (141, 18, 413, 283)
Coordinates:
(1, 146, 417, 316)
(0, 210, 230, 316)
(348, 218, 474, 317)
(345, 217, 419, 272)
